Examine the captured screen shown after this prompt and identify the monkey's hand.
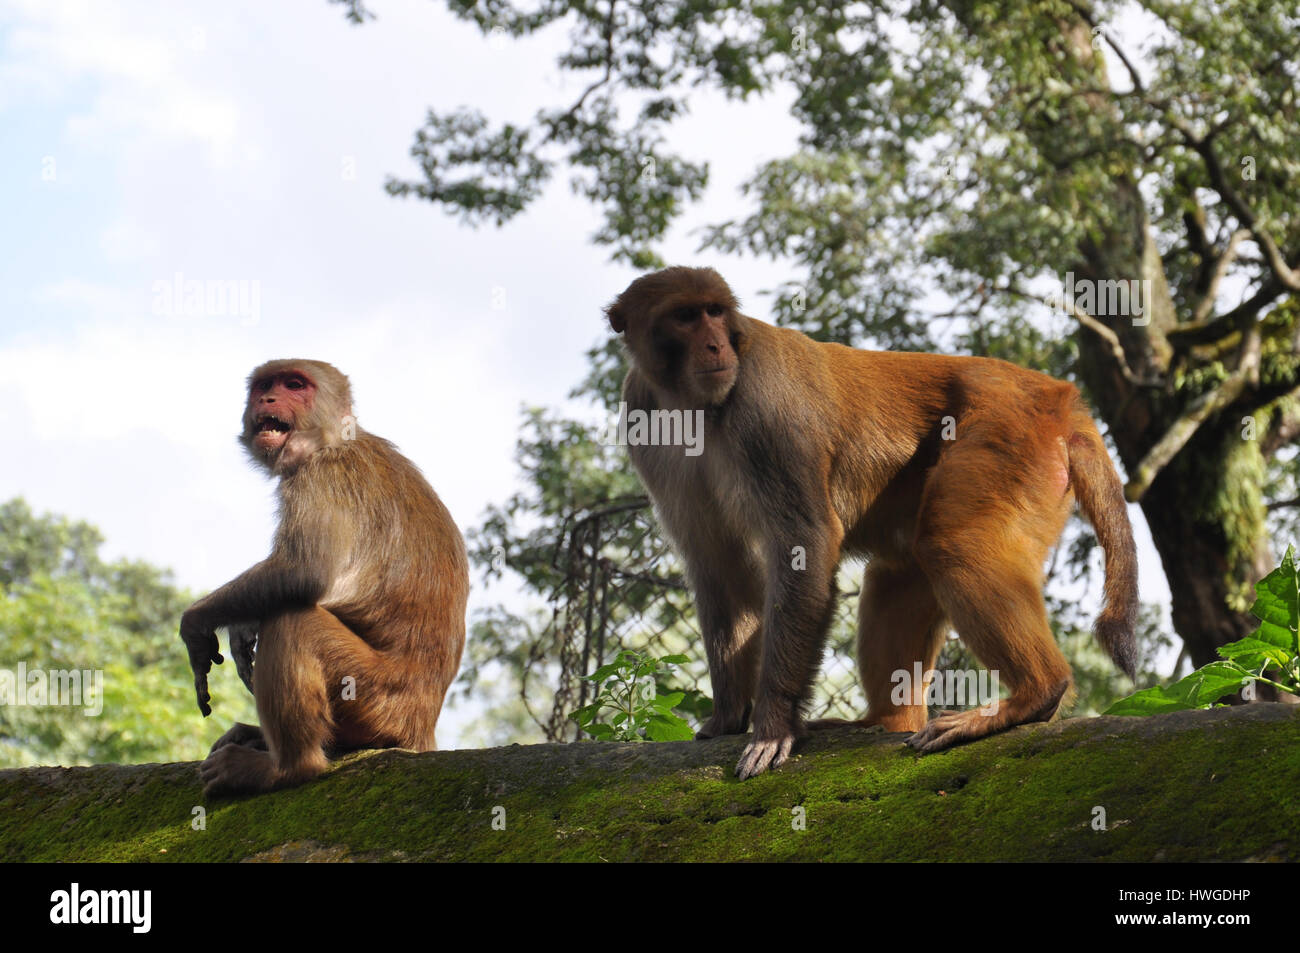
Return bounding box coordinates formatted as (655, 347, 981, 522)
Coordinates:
(180, 610, 224, 717)
(735, 731, 798, 780)
(227, 623, 258, 695)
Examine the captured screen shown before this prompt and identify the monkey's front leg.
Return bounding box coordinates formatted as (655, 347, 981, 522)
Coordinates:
(179, 610, 224, 717)
(736, 533, 840, 779)
(691, 563, 763, 739)
(227, 622, 258, 694)
(179, 557, 325, 714)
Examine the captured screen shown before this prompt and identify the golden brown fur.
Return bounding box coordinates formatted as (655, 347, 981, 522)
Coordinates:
(180, 359, 468, 796)
(607, 267, 1137, 778)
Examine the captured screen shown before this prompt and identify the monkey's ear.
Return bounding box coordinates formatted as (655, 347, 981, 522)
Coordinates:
(605, 303, 626, 334)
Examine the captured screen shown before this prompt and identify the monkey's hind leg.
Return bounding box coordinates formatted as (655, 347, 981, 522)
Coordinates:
(907, 449, 1073, 753)
(908, 544, 1071, 753)
(208, 722, 267, 753)
(859, 559, 949, 733)
(200, 607, 368, 797)
(905, 565, 1071, 753)
(807, 560, 947, 734)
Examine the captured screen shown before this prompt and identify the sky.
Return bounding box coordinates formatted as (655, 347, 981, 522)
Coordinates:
(0, 0, 1171, 748)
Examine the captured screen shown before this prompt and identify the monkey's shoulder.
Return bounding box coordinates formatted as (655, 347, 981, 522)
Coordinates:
(288, 433, 448, 511)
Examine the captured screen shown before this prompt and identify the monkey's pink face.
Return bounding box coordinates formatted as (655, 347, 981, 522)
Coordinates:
(245, 370, 316, 456)
(657, 303, 741, 405)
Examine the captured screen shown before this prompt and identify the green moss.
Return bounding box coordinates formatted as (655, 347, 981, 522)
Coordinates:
(1, 705, 1296, 862)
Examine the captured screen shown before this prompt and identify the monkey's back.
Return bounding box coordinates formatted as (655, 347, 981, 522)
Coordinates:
(299, 432, 469, 667)
(740, 323, 1087, 555)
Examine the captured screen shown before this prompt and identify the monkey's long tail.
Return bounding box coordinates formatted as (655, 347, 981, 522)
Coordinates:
(1066, 422, 1139, 680)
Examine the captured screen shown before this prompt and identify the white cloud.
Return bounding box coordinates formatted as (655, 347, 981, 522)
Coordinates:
(99, 219, 161, 262)
(0, 0, 242, 161)
(30, 277, 138, 315)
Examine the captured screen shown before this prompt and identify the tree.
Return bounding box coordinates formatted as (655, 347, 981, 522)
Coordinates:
(0, 499, 255, 767)
(339, 0, 1300, 683)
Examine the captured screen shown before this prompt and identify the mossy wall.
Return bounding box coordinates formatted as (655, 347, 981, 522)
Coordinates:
(2, 705, 1296, 862)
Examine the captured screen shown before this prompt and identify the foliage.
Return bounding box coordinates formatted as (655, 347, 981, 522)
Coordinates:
(449, 407, 680, 741)
(334, 0, 1300, 716)
(347, 0, 1300, 356)
(572, 650, 696, 741)
(0, 498, 255, 767)
(1106, 546, 1300, 714)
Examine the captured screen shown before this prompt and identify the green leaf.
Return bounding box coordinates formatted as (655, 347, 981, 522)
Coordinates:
(1217, 636, 1294, 673)
(586, 661, 623, 683)
(1246, 545, 1300, 658)
(1104, 661, 1251, 715)
(568, 652, 700, 742)
(650, 691, 685, 711)
(644, 712, 695, 742)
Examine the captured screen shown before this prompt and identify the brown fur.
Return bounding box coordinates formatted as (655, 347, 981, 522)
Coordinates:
(180, 359, 468, 797)
(607, 267, 1138, 778)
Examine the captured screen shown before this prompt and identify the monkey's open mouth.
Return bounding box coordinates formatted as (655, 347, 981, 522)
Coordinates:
(253, 415, 292, 452)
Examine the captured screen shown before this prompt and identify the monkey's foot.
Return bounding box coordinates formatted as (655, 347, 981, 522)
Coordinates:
(906, 709, 990, 752)
(908, 683, 1068, 753)
(806, 716, 875, 731)
(199, 743, 278, 797)
(806, 716, 855, 729)
(696, 708, 751, 739)
(735, 733, 797, 780)
(209, 722, 266, 754)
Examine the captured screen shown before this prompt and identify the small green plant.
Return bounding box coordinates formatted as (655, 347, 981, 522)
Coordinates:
(1105, 546, 1300, 715)
(572, 650, 697, 741)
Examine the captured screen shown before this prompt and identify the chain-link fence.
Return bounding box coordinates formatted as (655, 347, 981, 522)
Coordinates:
(528, 496, 868, 741)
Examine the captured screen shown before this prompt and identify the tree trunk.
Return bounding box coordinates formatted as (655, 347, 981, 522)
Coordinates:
(1137, 428, 1274, 667)
(1033, 12, 1273, 670)
(1070, 189, 1273, 668)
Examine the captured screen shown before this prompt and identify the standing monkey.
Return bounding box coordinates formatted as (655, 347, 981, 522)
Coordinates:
(607, 267, 1137, 779)
(180, 359, 469, 796)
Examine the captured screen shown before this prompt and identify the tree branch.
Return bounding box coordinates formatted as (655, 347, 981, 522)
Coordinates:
(1191, 228, 1252, 324)
(1260, 386, 1300, 455)
(541, 0, 619, 142)
(1156, 107, 1300, 292)
(1008, 285, 1162, 387)
(1125, 321, 1264, 501)
(1166, 278, 1282, 348)
(1192, 137, 1300, 291)
(1064, 0, 1145, 94)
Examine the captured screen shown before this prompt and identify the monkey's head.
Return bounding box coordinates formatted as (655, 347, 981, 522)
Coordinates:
(241, 359, 355, 475)
(606, 266, 745, 406)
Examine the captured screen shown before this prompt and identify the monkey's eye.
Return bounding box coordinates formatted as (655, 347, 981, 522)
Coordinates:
(285, 378, 306, 390)
(705, 303, 724, 317)
(673, 308, 697, 324)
